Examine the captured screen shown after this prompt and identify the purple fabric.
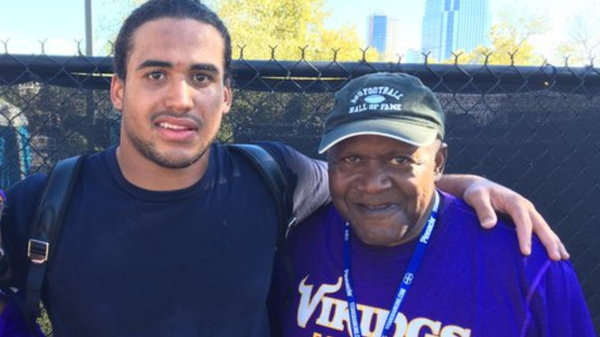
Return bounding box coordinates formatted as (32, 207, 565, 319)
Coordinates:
(0, 299, 44, 337)
(274, 191, 596, 337)
(0, 189, 5, 216)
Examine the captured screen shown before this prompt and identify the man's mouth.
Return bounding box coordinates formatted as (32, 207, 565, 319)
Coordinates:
(357, 203, 397, 213)
(153, 117, 199, 142)
(158, 122, 194, 131)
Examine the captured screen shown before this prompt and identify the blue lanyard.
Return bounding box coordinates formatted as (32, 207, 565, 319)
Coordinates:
(343, 191, 440, 337)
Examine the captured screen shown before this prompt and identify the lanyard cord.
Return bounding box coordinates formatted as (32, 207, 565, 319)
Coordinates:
(343, 191, 440, 337)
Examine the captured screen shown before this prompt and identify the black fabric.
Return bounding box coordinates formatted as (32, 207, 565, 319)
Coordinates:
(24, 155, 86, 324)
(227, 144, 294, 242)
(1, 142, 329, 337)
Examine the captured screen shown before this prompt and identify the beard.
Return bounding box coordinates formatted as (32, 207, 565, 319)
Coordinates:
(119, 107, 214, 169)
(125, 129, 212, 169)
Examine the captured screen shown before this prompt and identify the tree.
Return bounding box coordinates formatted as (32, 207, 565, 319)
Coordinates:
(457, 10, 547, 66)
(554, 3, 600, 66)
(212, 0, 376, 146)
(214, 0, 371, 61)
(95, 0, 143, 55)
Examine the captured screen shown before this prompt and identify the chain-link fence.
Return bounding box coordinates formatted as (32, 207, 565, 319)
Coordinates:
(1, 53, 599, 334)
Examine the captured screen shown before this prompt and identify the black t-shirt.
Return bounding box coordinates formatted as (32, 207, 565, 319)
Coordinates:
(2, 142, 329, 337)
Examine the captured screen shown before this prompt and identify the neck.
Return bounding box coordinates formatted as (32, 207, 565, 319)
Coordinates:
(115, 145, 210, 191)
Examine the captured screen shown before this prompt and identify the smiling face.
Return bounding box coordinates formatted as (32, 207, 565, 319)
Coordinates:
(328, 135, 447, 246)
(111, 17, 231, 171)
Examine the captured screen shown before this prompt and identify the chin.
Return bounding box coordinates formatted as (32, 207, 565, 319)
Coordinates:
(157, 151, 206, 169)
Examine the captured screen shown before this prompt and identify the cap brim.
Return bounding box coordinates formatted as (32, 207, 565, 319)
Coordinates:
(318, 119, 439, 154)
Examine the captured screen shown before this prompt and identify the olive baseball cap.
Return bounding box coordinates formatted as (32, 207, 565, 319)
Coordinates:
(319, 72, 445, 153)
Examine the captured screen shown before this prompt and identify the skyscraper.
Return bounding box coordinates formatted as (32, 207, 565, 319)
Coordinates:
(421, 0, 491, 62)
(367, 14, 400, 59)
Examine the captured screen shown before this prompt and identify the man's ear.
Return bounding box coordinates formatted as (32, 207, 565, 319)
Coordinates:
(222, 80, 232, 115)
(110, 76, 125, 112)
(434, 142, 448, 181)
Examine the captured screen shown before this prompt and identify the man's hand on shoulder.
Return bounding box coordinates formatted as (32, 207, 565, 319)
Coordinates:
(437, 174, 569, 261)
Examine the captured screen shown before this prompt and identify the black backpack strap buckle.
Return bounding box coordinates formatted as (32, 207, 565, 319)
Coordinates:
(27, 239, 49, 265)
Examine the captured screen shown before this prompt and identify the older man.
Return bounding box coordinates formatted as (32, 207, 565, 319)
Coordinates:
(272, 72, 595, 337)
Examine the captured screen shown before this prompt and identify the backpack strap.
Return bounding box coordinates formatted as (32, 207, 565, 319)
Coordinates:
(24, 155, 86, 323)
(227, 143, 300, 336)
(227, 144, 297, 242)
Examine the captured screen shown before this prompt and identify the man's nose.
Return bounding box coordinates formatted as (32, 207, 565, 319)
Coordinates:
(164, 79, 194, 113)
(357, 163, 392, 193)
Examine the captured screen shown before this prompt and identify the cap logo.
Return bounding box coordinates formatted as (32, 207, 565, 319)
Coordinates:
(364, 95, 385, 104)
(348, 86, 404, 114)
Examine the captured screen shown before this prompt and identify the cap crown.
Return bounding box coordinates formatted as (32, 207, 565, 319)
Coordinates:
(319, 72, 445, 153)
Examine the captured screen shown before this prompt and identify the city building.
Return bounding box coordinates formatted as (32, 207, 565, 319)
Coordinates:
(367, 14, 401, 59)
(405, 49, 425, 63)
(421, 0, 491, 62)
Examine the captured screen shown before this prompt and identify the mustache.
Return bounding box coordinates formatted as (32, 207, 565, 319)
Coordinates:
(149, 111, 203, 125)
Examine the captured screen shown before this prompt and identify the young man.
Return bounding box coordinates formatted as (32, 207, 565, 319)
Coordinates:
(0, 0, 568, 336)
(272, 72, 595, 336)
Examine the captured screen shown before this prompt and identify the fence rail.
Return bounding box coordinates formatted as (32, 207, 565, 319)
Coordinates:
(1, 53, 599, 334)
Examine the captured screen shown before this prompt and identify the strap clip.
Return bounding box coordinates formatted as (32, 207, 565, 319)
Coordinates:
(27, 239, 49, 265)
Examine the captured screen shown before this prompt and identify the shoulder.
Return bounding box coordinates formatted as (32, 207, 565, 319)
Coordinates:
(5, 172, 48, 208)
(290, 204, 337, 241)
(249, 141, 319, 167)
(244, 142, 327, 177)
(213, 141, 300, 167)
(298, 203, 335, 227)
(440, 191, 549, 261)
(221, 140, 327, 189)
(442, 191, 521, 236)
(4, 150, 109, 231)
(4, 173, 48, 239)
(223, 142, 330, 221)
(2, 173, 49, 285)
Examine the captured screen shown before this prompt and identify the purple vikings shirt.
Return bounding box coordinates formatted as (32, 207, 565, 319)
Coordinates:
(272, 191, 595, 337)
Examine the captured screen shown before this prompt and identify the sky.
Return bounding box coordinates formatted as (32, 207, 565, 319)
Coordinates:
(0, 0, 596, 60)
(323, 0, 597, 60)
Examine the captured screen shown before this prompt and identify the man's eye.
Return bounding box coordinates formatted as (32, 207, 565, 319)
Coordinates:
(343, 156, 361, 164)
(147, 71, 165, 81)
(390, 157, 411, 166)
(193, 73, 210, 84)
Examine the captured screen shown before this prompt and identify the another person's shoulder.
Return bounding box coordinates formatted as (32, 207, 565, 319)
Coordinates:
(442, 191, 550, 261)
